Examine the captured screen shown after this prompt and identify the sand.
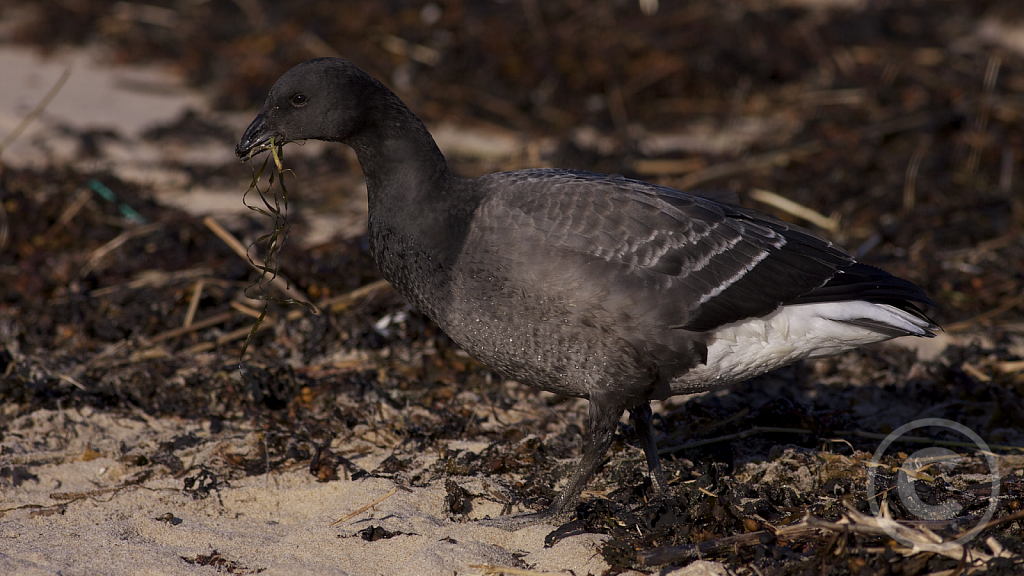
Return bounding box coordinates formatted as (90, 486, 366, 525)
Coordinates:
(0, 404, 722, 575)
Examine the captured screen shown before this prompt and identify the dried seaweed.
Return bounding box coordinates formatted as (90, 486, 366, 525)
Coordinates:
(238, 137, 317, 366)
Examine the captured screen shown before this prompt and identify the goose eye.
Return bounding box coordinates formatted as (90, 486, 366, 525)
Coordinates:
(291, 93, 308, 107)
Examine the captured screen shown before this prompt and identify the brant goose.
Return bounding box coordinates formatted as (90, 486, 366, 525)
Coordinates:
(236, 58, 937, 529)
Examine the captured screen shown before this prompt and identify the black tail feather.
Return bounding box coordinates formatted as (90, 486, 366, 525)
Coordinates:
(793, 263, 938, 328)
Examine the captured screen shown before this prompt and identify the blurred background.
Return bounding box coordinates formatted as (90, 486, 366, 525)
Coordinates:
(3, 0, 1023, 317)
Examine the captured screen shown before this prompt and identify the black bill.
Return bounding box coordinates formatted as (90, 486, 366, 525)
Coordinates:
(235, 113, 274, 159)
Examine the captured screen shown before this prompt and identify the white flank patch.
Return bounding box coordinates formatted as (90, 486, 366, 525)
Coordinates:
(671, 301, 932, 393)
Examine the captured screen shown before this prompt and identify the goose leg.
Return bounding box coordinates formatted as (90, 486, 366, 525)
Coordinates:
(629, 401, 668, 494)
(479, 393, 624, 530)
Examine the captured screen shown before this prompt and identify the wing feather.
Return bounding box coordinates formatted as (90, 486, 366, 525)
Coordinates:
(468, 169, 920, 335)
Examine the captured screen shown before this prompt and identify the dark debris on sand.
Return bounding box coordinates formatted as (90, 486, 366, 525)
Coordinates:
(3, 0, 1024, 574)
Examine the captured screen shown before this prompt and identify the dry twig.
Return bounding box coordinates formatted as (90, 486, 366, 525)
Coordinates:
(90, 267, 215, 297)
(675, 142, 823, 189)
(203, 216, 316, 311)
(750, 188, 839, 231)
(79, 222, 163, 277)
(183, 280, 204, 328)
(330, 487, 399, 526)
(944, 292, 1024, 333)
(0, 67, 72, 162)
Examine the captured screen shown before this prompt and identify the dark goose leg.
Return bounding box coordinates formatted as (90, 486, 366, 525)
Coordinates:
(479, 392, 626, 530)
(630, 402, 668, 495)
